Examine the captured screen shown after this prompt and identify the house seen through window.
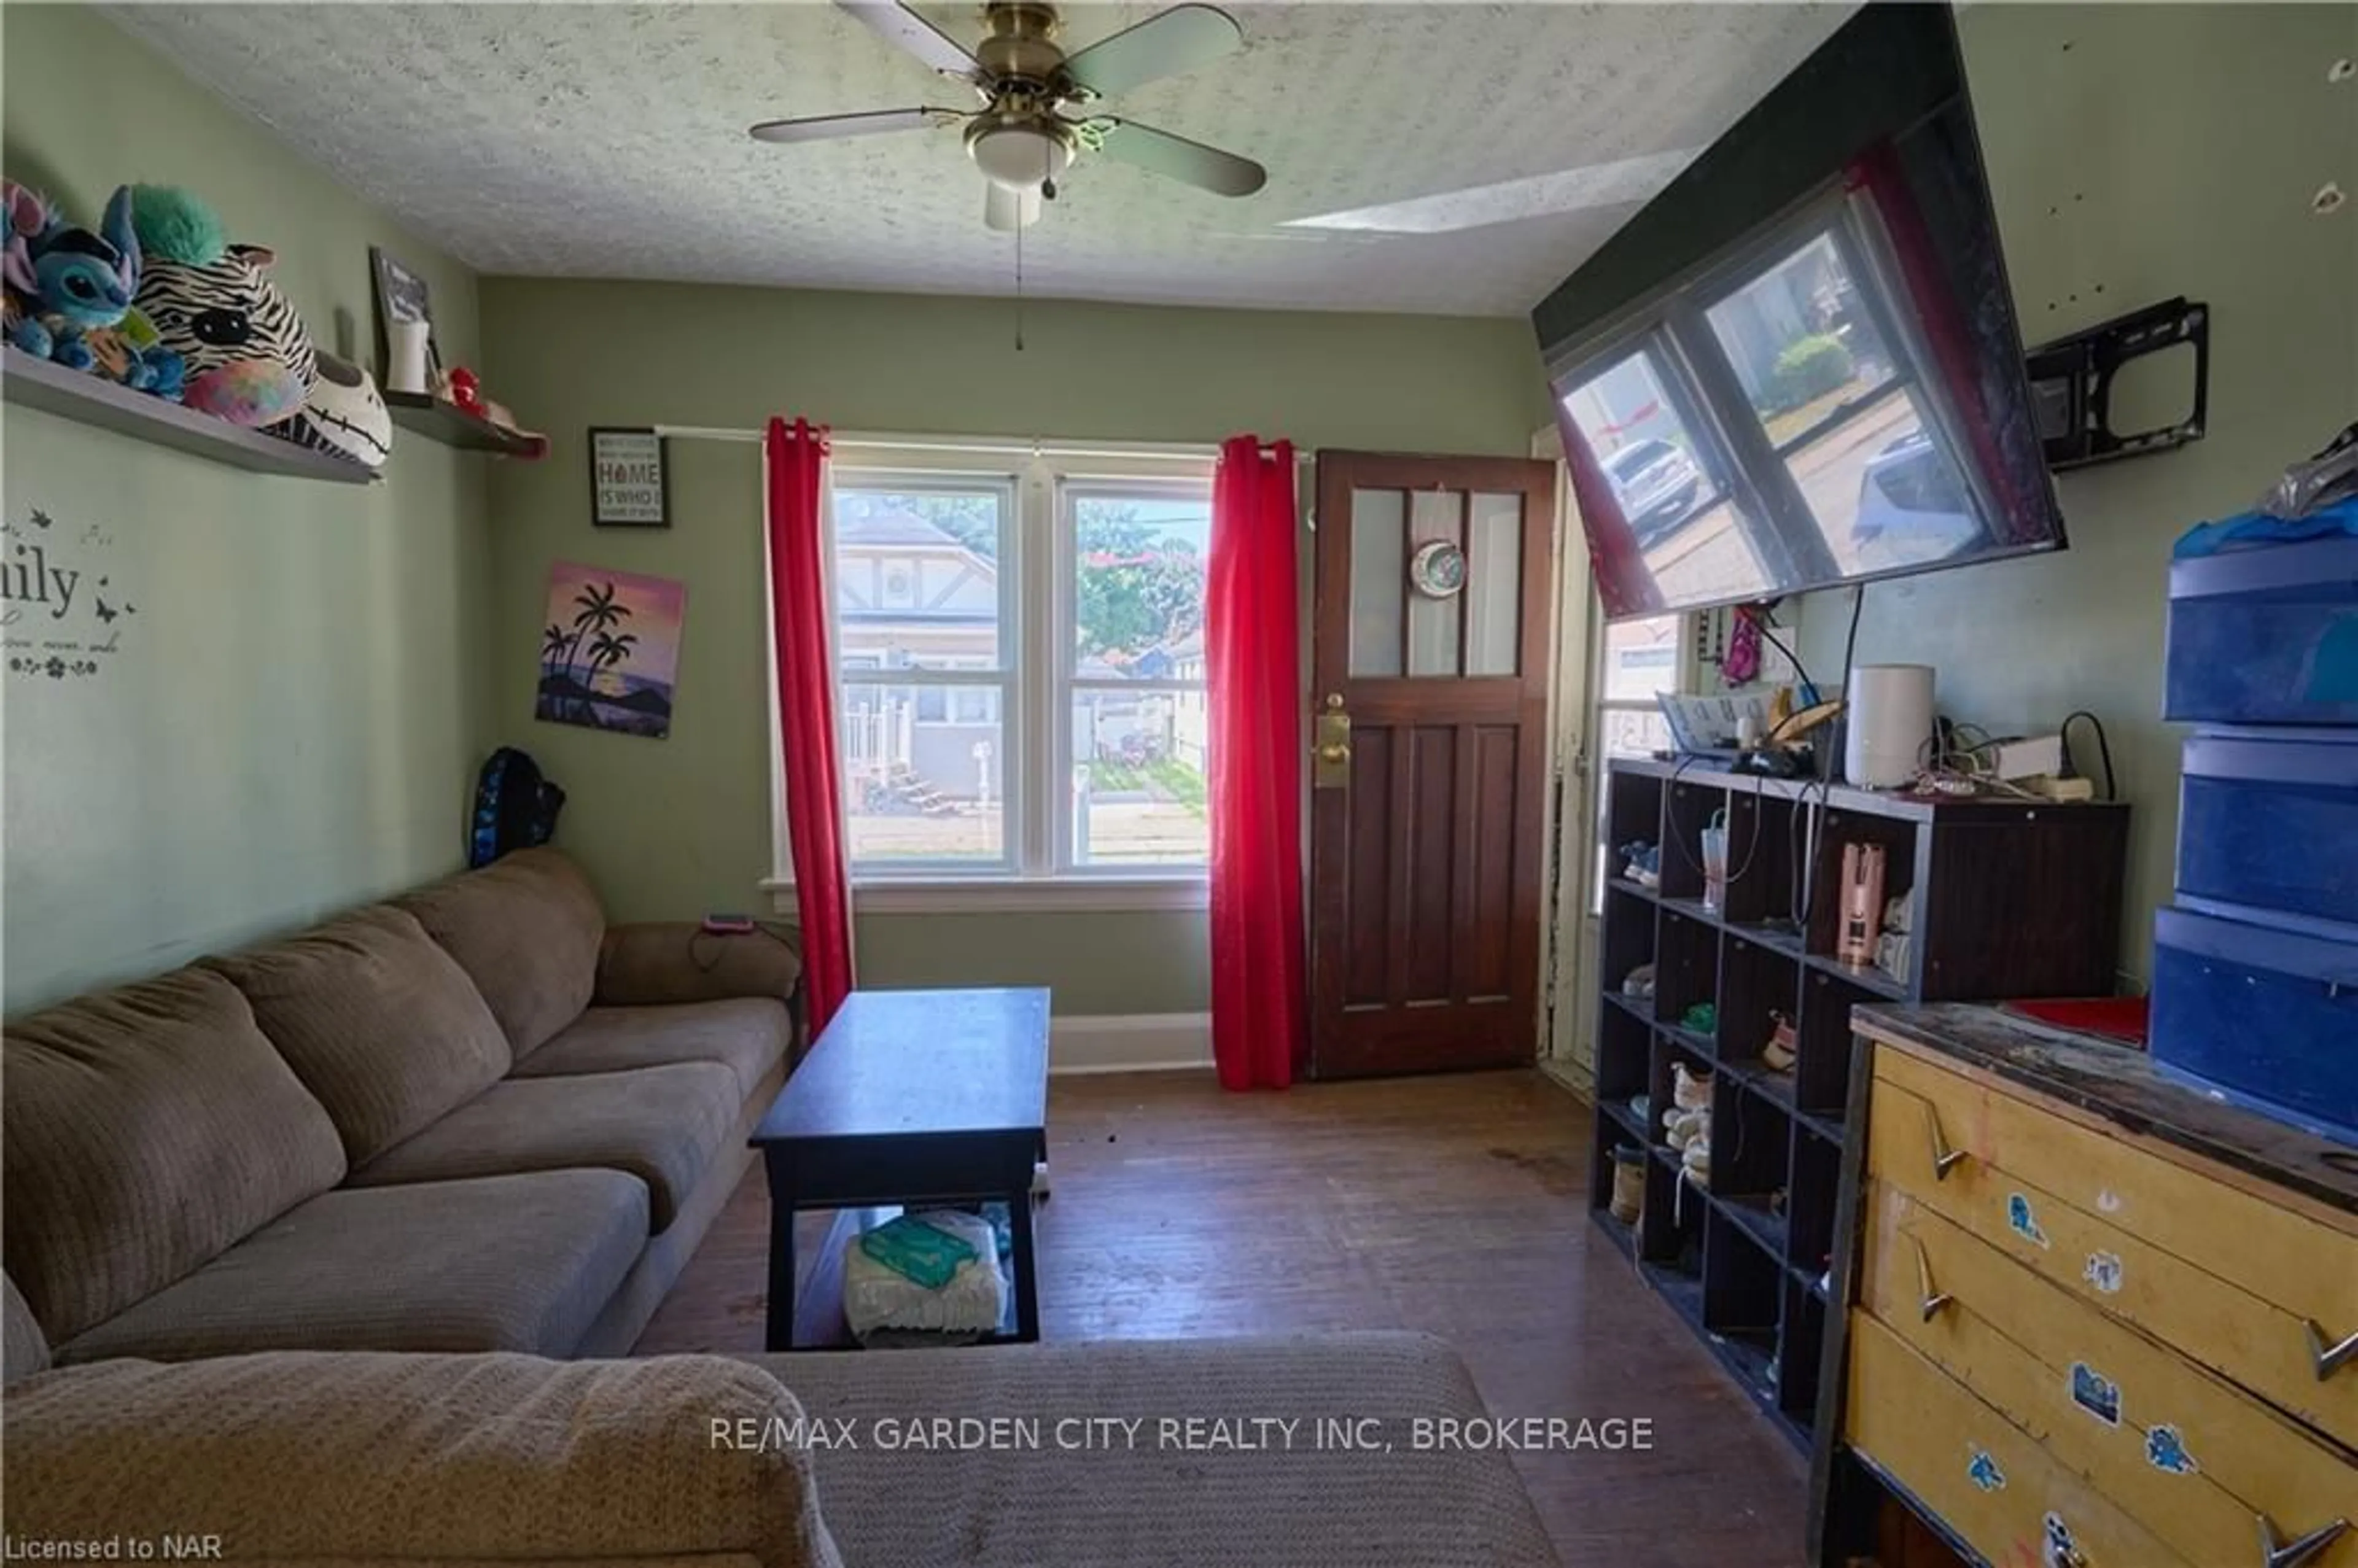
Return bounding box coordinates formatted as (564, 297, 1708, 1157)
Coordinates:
(827, 461, 1212, 880)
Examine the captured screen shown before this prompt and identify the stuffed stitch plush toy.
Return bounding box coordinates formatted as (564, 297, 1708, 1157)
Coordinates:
(128, 184, 315, 427)
(2, 181, 184, 398)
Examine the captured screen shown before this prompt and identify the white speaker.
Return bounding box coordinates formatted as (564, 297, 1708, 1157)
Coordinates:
(1845, 664, 1936, 788)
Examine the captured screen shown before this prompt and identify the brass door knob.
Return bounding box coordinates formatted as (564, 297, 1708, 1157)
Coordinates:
(1315, 742, 1351, 764)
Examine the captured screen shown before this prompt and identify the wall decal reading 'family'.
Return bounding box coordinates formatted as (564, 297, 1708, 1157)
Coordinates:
(535, 562, 685, 740)
(2, 505, 134, 681)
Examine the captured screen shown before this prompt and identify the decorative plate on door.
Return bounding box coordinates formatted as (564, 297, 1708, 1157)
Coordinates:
(1409, 539, 1466, 598)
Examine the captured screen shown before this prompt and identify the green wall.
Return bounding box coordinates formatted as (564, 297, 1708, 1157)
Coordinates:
(1, 6, 494, 1012)
(479, 279, 1545, 1013)
(1795, 4, 2358, 985)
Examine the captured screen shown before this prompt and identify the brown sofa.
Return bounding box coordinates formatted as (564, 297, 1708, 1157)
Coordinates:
(1, 848, 802, 1364)
(0, 848, 1562, 1565)
(0, 1324, 1562, 1567)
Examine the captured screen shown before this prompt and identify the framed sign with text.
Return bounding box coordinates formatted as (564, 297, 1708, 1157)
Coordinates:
(590, 427, 669, 528)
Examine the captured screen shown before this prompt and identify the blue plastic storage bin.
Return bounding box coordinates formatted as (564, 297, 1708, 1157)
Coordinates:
(2149, 905, 2358, 1145)
(2177, 732, 2358, 937)
(2165, 534, 2358, 726)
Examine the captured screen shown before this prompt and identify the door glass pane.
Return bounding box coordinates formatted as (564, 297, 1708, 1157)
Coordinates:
(1705, 230, 1897, 445)
(841, 683, 1005, 866)
(1465, 491, 1522, 676)
(831, 486, 1005, 670)
(1786, 387, 1985, 578)
(1071, 491, 1209, 675)
(1406, 489, 1463, 678)
(1348, 488, 1405, 677)
(1070, 690, 1208, 866)
(1560, 347, 1772, 608)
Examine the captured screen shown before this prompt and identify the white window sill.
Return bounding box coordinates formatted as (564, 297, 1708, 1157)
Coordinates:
(760, 875, 1208, 915)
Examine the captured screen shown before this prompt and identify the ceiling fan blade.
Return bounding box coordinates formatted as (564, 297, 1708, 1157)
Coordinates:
(1088, 117, 1266, 197)
(749, 106, 964, 144)
(1061, 4, 1243, 99)
(835, 0, 981, 80)
(984, 183, 1043, 232)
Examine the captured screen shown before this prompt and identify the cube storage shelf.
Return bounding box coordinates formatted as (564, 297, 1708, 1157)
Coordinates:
(1585, 756, 2129, 1451)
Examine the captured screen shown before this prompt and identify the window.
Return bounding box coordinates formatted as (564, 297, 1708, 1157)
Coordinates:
(1560, 340, 1773, 608)
(1699, 228, 1981, 578)
(1065, 482, 1211, 869)
(830, 479, 1013, 870)
(1589, 610, 1689, 912)
(793, 447, 1215, 902)
(1549, 189, 1990, 610)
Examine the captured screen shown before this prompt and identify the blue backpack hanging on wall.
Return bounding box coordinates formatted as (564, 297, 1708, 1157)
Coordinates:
(469, 747, 566, 867)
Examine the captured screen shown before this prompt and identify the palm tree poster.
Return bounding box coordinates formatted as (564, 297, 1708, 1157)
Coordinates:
(535, 562, 687, 739)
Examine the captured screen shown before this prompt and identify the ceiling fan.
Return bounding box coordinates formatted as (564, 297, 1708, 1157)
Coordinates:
(750, 0, 1268, 231)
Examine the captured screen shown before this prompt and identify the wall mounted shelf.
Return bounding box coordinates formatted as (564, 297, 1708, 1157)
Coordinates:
(384, 391, 541, 457)
(1, 347, 378, 484)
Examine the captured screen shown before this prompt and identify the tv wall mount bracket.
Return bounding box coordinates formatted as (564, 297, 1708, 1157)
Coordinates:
(2025, 296, 2209, 472)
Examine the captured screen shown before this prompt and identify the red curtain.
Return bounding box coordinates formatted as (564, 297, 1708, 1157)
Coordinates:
(1205, 435, 1307, 1091)
(1846, 142, 2028, 541)
(1555, 408, 1660, 619)
(765, 416, 853, 1034)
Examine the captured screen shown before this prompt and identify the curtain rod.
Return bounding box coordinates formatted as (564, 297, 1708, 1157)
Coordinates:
(653, 425, 1310, 463)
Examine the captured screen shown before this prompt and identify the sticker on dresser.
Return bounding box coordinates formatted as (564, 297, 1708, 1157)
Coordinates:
(2007, 1192, 2052, 1248)
(2068, 1360, 2122, 1426)
(2142, 1423, 2198, 1475)
(2083, 1249, 2123, 1294)
(1966, 1444, 2007, 1491)
(2041, 1511, 2087, 1568)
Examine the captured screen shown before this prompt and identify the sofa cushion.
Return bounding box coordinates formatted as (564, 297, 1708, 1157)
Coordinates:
(60, 1170, 648, 1364)
(597, 922, 803, 1009)
(350, 1063, 739, 1231)
(760, 1332, 1560, 1567)
(2, 968, 347, 1344)
(6, 1351, 841, 1568)
(513, 999, 793, 1098)
(205, 904, 513, 1165)
(4, 1271, 49, 1384)
(399, 847, 604, 1058)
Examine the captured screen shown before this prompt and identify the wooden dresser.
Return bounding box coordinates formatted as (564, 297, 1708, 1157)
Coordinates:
(1810, 1004, 2358, 1568)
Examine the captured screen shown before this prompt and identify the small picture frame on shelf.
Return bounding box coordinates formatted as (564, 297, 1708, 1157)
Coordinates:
(590, 427, 669, 529)
(370, 246, 438, 394)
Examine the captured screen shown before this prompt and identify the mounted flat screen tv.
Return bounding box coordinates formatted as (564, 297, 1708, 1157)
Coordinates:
(1533, 3, 2066, 619)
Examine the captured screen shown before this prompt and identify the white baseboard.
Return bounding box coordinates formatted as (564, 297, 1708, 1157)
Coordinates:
(1049, 1012, 1214, 1075)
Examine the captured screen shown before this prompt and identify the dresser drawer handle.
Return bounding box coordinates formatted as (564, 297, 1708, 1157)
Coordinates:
(2258, 1513, 2349, 1568)
(2305, 1320, 2358, 1381)
(1912, 1236, 1954, 1322)
(1923, 1103, 1969, 1181)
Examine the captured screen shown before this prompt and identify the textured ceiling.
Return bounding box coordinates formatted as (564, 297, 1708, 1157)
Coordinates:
(107, 2, 1855, 316)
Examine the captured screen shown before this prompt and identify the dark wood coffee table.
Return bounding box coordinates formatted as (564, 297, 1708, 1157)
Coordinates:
(750, 987, 1049, 1351)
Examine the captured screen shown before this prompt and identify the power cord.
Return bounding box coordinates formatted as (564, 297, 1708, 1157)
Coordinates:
(1837, 583, 1866, 702)
(1663, 756, 1767, 891)
(686, 920, 799, 974)
(2061, 710, 2116, 801)
(1738, 602, 1815, 695)
(1789, 775, 1832, 933)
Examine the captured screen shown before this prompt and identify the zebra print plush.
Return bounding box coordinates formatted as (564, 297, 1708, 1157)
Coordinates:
(134, 243, 316, 428)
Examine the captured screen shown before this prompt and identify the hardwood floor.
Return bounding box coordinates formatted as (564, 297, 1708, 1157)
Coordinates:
(636, 1068, 1808, 1567)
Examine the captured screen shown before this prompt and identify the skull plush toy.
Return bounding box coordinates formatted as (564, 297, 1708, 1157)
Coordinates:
(281, 352, 392, 468)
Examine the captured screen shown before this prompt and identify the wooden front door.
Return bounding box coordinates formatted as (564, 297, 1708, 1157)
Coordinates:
(1309, 451, 1558, 1078)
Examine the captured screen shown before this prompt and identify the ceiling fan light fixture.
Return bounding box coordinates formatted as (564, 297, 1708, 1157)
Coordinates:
(966, 118, 1073, 189)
